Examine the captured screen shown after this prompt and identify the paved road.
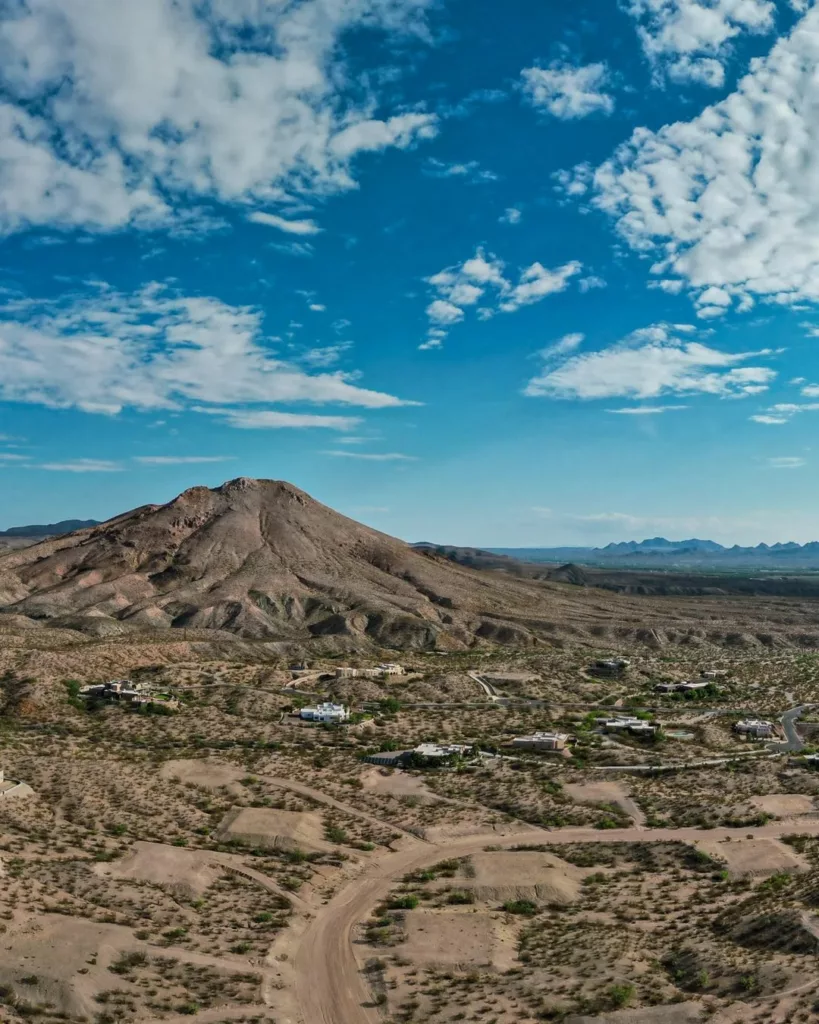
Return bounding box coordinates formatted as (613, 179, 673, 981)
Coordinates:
(773, 704, 816, 753)
(292, 817, 819, 1024)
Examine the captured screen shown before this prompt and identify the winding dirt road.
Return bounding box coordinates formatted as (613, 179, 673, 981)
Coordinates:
(292, 819, 819, 1024)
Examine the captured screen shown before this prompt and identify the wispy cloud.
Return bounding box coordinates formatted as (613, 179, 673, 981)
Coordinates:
(321, 451, 418, 461)
(199, 409, 363, 431)
(37, 459, 122, 473)
(133, 456, 235, 465)
(767, 456, 806, 469)
(247, 212, 322, 235)
(525, 323, 777, 401)
(607, 405, 687, 415)
(0, 283, 416, 421)
(0, 453, 26, 460)
(499, 207, 522, 225)
(750, 403, 819, 425)
(423, 158, 498, 184)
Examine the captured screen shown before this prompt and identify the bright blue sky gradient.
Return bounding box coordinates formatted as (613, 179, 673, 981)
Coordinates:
(1, 0, 817, 545)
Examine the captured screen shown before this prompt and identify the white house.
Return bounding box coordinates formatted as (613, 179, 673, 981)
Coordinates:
(300, 702, 350, 724)
(378, 663, 405, 676)
(412, 743, 472, 760)
(734, 719, 774, 740)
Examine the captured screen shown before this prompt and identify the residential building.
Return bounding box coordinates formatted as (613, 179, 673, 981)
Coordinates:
(734, 719, 774, 740)
(300, 702, 350, 724)
(378, 663, 405, 676)
(591, 658, 631, 676)
(509, 731, 569, 752)
(412, 742, 472, 760)
(597, 715, 657, 736)
(654, 680, 711, 694)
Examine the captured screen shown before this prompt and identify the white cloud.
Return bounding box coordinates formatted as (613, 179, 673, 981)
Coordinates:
(767, 456, 805, 468)
(134, 455, 234, 465)
(750, 401, 819, 424)
(802, 384, 819, 397)
(201, 409, 363, 430)
(247, 213, 322, 235)
(0, 452, 26, 460)
(537, 333, 585, 360)
(606, 404, 688, 414)
(423, 158, 498, 183)
(321, 450, 418, 460)
(0, 282, 416, 419)
(524, 322, 777, 400)
(594, 7, 819, 312)
(579, 275, 607, 293)
(520, 61, 614, 119)
(625, 0, 776, 86)
(0, 0, 438, 236)
(422, 249, 582, 348)
(499, 207, 522, 225)
(37, 459, 122, 472)
(301, 342, 352, 368)
(308, 303, 326, 312)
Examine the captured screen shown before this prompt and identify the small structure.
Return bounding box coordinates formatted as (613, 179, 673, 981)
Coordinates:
(654, 680, 711, 694)
(378, 663, 405, 676)
(0, 769, 34, 801)
(300, 702, 350, 724)
(482, 671, 539, 687)
(508, 731, 569, 752)
(591, 658, 630, 677)
(734, 719, 774, 740)
(597, 715, 657, 736)
(363, 750, 409, 767)
(80, 680, 144, 702)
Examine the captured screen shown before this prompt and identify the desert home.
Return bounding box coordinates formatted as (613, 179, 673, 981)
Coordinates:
(596, 715, 657, 736)
(0, 769, 33, 801)
(734, 719, 775, 740)
(299, 702, 350, 724)
(590, 658, 631, 677)
(363, 742, 475, 768)
(508, 731, 569, 752)
(654, 680, 711, 694)
(334, 663, 405, 679)
(79, 679, 180, 710)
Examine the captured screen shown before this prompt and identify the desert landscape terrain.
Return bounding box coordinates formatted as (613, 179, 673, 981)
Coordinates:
(4, 480, 819, 1023)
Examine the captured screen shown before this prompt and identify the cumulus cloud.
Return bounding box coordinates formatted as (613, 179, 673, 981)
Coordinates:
(499, 207, 522, 225)
(247, 213, 322, 235)
(421, 249, 582, 348)
(625, 0, 776, 87)
(0, 282, 416, 421)
(0, 0, 438, 236)
(593, 7, 819, 313)
(524, 323, 777, 400)
(520, 61, 614, 119)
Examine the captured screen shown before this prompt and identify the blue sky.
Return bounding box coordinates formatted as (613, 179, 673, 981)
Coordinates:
(1, 0, 818, 545)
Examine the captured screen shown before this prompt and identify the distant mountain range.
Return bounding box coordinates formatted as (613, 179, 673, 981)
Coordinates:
(488, 537, 819, 570)
(0, 519, 100, 539)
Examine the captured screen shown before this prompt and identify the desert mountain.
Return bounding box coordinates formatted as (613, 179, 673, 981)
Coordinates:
(0, 478, 573, 649)
(0, 519, 100, 539)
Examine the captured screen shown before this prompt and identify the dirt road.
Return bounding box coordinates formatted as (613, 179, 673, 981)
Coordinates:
(293, 818, 819, 1024)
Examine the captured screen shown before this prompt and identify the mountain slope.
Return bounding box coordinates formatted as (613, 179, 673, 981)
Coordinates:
(0, 519, 100, 539)
(0, 478, 571, 648)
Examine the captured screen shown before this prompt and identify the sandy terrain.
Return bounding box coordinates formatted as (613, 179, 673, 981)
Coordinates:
(565, 1004, 704, 1024)
(564, 781, 646, 825)
(94, 841, 223, 897)
(696, 837, 808, 877)
(455, 850, 584, 904)
(749, 793, 817, 817)
(160, 758, 245, 793)
(403, 910, 518, 970)
(216, 806, 328, 852)
(359, 767, 438, 802)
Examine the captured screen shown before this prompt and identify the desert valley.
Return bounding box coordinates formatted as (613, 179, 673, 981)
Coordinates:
(2, 479, 819, 1024)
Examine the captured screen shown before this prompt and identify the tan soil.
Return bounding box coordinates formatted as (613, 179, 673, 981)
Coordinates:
(359, 767, 438, 802)
(565, 1004, 705, 1024)
(402, 910, 517, 969)
(749, 793, 816, 817)
(160, 757, 245, 793)
(216, 806, 328, 852)
(94, 840, 222, 897)
(696, 837, 809, 877)
(457, 850, 583, 904)
(564, 781, 645, 824)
